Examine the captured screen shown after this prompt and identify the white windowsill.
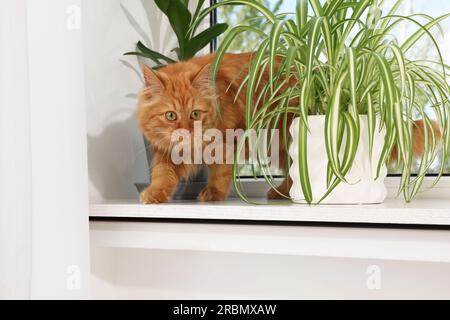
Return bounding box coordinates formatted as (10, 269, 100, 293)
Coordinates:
(89, 178, 450, 261)
(90, 197, 450, 226)
(90, 218, 450, 263)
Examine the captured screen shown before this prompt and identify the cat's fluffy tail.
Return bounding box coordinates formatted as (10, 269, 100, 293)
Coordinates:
(390, 120, 442, 163)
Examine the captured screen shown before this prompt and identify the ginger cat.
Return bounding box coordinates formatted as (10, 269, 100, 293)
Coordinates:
(138, 53, 270, 204)
(138, 53, 441, 204)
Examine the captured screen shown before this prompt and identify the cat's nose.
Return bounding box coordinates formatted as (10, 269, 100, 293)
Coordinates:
(179, 123, 192, 133)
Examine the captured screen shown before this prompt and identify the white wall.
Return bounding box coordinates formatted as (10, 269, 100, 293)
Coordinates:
(82, 0, 177, 203)
(27, 0, 90, 299)
(1, 0, 90, 299)
(0, 0, 32, 299)
(91, 248, 450, 300)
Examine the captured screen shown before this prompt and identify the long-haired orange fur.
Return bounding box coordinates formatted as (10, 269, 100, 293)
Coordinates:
(138, 53, 441, 204)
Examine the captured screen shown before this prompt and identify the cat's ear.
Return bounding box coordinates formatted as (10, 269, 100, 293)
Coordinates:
(192, 64, 215, 95)
(143, 65, 164, 94)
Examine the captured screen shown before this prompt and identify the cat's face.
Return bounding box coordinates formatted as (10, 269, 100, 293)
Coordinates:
(138, 64, 218, 154)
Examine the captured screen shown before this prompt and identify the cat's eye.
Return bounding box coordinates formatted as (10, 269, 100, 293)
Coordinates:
(165, 111, 177, 121)
(190, 110, 201, 121)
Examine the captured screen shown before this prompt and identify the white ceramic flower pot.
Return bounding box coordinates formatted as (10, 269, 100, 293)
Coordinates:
(289, 116, 388, 204)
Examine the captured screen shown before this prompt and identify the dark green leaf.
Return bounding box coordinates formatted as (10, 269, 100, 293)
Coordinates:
(166, 0, 192, 59)
(171, 47, 182, 60)
(154, 0, 171, 14)
(185, 23, 229, 58)
(124, 52, 161, 66)
(131, 41, 176, 64)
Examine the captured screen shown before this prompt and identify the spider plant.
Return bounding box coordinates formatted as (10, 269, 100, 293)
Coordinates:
(125, 0, 228, 67)
(210, 0, 450, 204)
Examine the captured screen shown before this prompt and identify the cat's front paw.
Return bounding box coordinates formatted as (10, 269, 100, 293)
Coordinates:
(198, 187, 228, 202)
(140, 187, 171, 204)
(267, 188, 287, 200)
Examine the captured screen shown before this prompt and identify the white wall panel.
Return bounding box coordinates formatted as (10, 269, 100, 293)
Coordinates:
(26, 0, 90, 299)
(0, 0, 32, 299)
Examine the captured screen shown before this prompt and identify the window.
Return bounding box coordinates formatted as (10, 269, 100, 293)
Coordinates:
(217, 0, 450, 176)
